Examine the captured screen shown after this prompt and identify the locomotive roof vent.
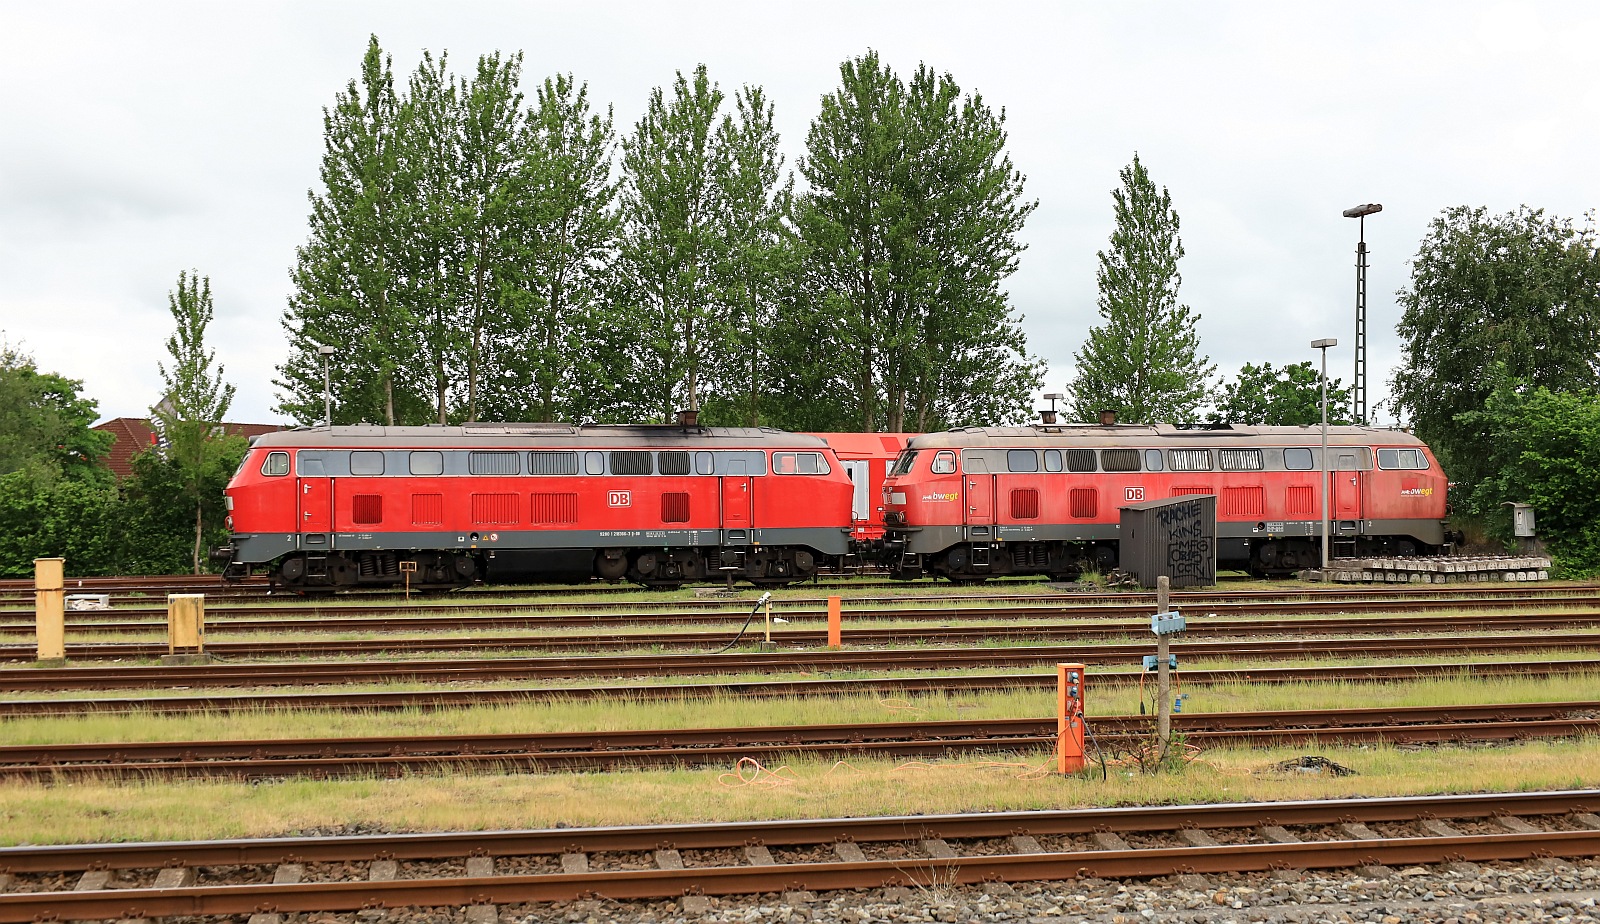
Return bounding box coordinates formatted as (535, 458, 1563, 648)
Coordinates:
(1098, 409, 1117, 426)
(675, 408, 700, 429)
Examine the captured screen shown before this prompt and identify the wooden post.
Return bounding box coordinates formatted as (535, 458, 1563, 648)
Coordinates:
(763, 594, 772, 644)
(827, 595, 842, 649)
(1156, 575, 1172, 757)
(164, 594, 209, 664)
(34, 557, 65, 665)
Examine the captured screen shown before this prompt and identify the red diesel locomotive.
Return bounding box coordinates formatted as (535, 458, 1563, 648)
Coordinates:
(219, 423, 858, 591)
(881, 423, 1450, 581)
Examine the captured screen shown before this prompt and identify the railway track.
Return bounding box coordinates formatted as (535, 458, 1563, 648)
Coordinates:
(8, 598, 1600, 640)
(5, 701, 1595, 781)
(4, 631, 1598, 683)
(0, 790, 1596, 919)
(5, 658, 1597, 717)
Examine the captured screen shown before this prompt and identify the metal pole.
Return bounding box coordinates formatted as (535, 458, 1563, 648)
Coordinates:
(1321, 347, 1331, 570)
(323, 354, 332, 426)
(1354, 216, 1367, 424)
(1155, 575, 1171, 757)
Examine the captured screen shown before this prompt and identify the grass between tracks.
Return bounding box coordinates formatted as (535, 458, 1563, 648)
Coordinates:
(1, 671, 1597, 746)
(0, 739, 1595, 846)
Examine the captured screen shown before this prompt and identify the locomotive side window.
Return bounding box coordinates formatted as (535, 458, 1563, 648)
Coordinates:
(1101, 449, 1140, 472)
(1144, 449, 1164, 472)
(1218, 449, 1264, 471)
(610, 451, 654, 475)
(584, 451, 605, 475)
(528, 451, 580, 475)
(261, 451, 290, 476)
(890, 451, 918, 476)
(1043, 450, 1062, 472)
(931, 450, 957, 474)
(1170, 449, 1213, 472)
(350, 451, 385, 476)
(409, 451, 444, 476)
(1283, 448, 1315, 471)
(658, 451, 693, 475)
(773, 451, 830, 475)
(695, 451, 714, 475)
(1377, 448, 1429, 470)
(469, 451, 521, 475)
(1066, 449, 1097, 472)
(1006, 450, 1039, 473)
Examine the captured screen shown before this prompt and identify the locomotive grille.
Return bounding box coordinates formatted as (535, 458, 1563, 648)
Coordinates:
(1010, 488, 1040, 519)
(471, 493, 520, 525)
(351, 494, 383, 525)
(412, 494, 444, 526)
(530, 492, 579, 524)
(1069, 488, 1098, 519)
(1222, 485, 1265, 516)
(661, 492, 691, 523)
(1286, 484, 1315, 516)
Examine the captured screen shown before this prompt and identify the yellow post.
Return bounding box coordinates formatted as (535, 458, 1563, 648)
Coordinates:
(827, 595, 842, 649)
(167, 594, 206, 654)
(34, 557, 65, 664)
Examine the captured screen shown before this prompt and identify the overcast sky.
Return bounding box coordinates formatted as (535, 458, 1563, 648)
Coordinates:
(2, 2, 1597, 426)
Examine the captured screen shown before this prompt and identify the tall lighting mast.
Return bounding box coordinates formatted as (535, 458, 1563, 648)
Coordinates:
(1342, 203, 1382, 424)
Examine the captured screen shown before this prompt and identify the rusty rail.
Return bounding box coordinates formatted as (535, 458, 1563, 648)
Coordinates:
(0, 790, 1596, 920)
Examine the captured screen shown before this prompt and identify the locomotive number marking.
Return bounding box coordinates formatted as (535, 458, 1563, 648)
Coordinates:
(1124, 487, 1145, 502)
(608, 491, 632, 508)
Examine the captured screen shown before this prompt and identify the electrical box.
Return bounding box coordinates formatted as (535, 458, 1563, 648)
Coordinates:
(1118, 495, 1217, 588)
(1057, 662, 1087, 773)
(167, 594, 206, 653)
(1509, 503, 1536, 539)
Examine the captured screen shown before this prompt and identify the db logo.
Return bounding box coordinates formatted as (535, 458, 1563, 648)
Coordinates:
(607, 490, 632, 507)
(1124, 487, 1145, 502)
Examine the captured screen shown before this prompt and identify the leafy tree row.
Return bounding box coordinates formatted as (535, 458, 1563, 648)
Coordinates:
(276, 39, 1044, 431)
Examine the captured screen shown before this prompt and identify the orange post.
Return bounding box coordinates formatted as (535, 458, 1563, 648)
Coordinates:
(827, 595, 842, 649)
(1057, 662, 1087, 773)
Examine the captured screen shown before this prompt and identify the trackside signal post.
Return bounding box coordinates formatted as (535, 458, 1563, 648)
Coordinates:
(1057, 662, 1087, 773)
(1151, 575, 1187, 756)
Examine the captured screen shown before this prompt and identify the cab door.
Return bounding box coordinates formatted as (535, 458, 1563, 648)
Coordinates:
(298, 477, 333, 534)
(842, 460, 871, 525)
(721, 455, 752, 544)
(965, 474, 995, 525)
(1335, 452, 1361, 521)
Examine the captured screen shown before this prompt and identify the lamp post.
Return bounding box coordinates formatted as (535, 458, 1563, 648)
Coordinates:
(1311, 338, 1338, 570)
(1342, 203, 1382, 424)
(317, 345, 336, 427)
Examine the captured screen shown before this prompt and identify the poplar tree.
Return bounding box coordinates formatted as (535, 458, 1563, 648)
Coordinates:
(278, 35, 421, 426)
(153, 271, 245, 574)
(707, 85, 794, 427)
(1067, 153, 1213, 424)
(616, 66, 728, 421)
(484, 74, 621, 423)
(788, 51, 1041, 432)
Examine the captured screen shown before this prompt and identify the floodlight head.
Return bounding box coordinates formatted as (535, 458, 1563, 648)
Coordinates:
(317, 345, 337, 356)
(1311, 338, 1338, 349)
(1342, 203, 1383, 218)
(1042, 392, 1064, 401)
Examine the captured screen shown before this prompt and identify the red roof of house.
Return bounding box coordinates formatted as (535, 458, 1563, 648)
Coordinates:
(92, 418, 283, 479)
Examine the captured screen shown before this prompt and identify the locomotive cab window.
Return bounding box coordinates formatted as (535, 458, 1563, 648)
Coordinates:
(1006, 450, 1039, 473)
(261, 451, 290, 476)
(350, 451, 385, 476)
(695, 451, 714, 475)
(409, 451, 443, 476)
(890, 451, 918, 476)
(1283, 448, 1315, 471)
(1377, 448, 1429, 470)
(931, 450, 957, 474)
(774, 451, 830, 475)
